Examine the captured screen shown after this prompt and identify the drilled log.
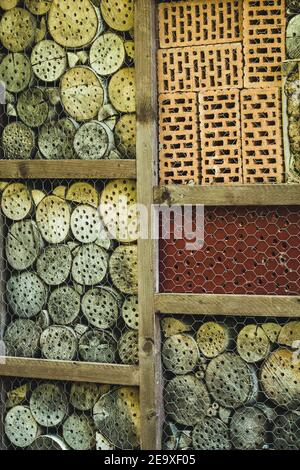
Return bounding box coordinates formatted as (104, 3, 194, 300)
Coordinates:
(63, 414, 96, 450)
(30, 383, 68, 427)
(17, 88, 48, 128)
(40, 325, 78, 361)
(205, 352, 258, 409)
(79, 329, 117, 363)
(161, 317, 191, 338)
(90, 32, 125, 76)
(0, 7, 36, 52)
(118, 329, 139, 365)
(108, 67, 135, 113)
(7, 271, 47, 318)
(70, 383, 101, 412)
(6, 384, 29, 409)
(4, 319, 41, 357)
(0, 53, 32, 93)
(31, 40, 67, 82)
(278, 321, 300, 347)
(71, 204, 102, 244)
(192, 416, 231, 450)
(1, 183, 32, 221)
(164, 375, 211, 426)
(66, 182, 98, 208)
(162, 334, 199, 374)
(237, 324, 271, 363)
(100, 0, 134, 32)
(60, 67, 104, 122)
(109, 245, 138, 294)
(6, 220, 43, 271)
(196, 321, 231, 359)
(48, 286, 81, 325)
(82, 287, 119, 330)
(96, 432, 114, 450)
(38, 118, 77, 160)
(0, 0, 18, 9)
(73, 121, 114, 160)
(98, 103, 119, 131)
(36, 245, 72, 286)
(125, 40, 134, 60)
(115, 114, 136, 158)
(2, 122, 35, 160)
(286, 15, 300, 59)
(230, 407, 268, 450)
(5, 406, 40, 448)
(93, 387, 140, 450)
(122, 296, 138, 330)
(273, 412, 300, 450)
(72, 243, 108, 286)
(27, 435, 68, 450)
(261, 322, 281, 343)
(25, 0, 52, 15)
(32, 189, 46, 207)
(36, 195, 71, 244)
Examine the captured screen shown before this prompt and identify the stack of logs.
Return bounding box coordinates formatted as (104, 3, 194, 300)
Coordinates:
(4, 379, 140, 450)
(161, 316, 300, 450)
(0, 180, 139, 365)
(0, 0, 136, 160)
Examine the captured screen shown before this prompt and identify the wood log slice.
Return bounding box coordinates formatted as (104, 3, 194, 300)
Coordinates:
(261, 322, 281, 343)
(48, 286, 81, 325)
(66, 182, 98, 208)
(205, 352, 258, 409)
(6, 384, 29, 409)
(0, 8, 36, 52)
(278, 321, 300, 347)
(0, 0, 18, 10)
(230, 407, 268, 450)
(196, 321, 231, 358)
(162, 334, 199, 374)
(48, 0, 99, 49)
(109, 245, 138, 294)
(161, 317, 191, 337)
(5, 406, 40, 448)
(4, 319, 42, 357)
(38, 118, 76, 160)
(273, 412, 300, 450)
(2, 122, 35, 160)
(115, 113, 136, 158)
(118, 329, 138, 365)
(192, 416, 231, 450)
(108, 67, 135, 113)
(100, 0, 134, 32)
(70, 204, 102, 244)
(36, 310, 50, 330)
(96, 432, 114, 450)
(63, 414, 95, 450)
(90, 33, 125, 76)
(17, 88, 49, 128)
(237, 324, 271, 363)
(0, 53, 32, 93)
(261, 348, 300, 409)
(125, 40, 134, 60)
(27, 435, 68, 450)
(30, 383, 68, 427)
(93, 386, 140, 449)
(7, 272, 47, 318)
(164, 375, 211, 426)
(32, 189, 46, 207)
(82, 287, 119, 329)
(40, 325, 78, 360)
(286, 15, 300, 59)
(72, 243, 108, 286)
(78, 329, 117, 363)
(6, 220, 43, 270)
(98, 103, 118, 130)
(31, 40, 67, 82)
(1, 183, 32, 220)
(70, 382, 101, 411)
(36, 195, 70, 244)
(121, 296, 138, 330)
(73, 121, 114, 160)
(25, 0, 52, 15)
(60, 67, 104, 121)
(36, 245, 72, 286)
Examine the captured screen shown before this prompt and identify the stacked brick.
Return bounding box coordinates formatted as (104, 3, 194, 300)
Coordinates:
(157, 0, 286, 185)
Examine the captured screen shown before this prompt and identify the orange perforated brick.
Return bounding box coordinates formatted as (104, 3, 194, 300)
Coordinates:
(199, 89, 242, 185)
(243, 0, 286, 88)
(157, 43, 243, 93)
(158, 0, 243, 48)
(241, 88, 285, 184)
(159, 92, 200, 185)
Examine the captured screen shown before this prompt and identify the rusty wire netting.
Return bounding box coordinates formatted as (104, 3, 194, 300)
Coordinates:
(0, 0, 136, 161)
(161, 314, 300, 450)
(0, 179, 139, 365)
(0, 377, 140, 450)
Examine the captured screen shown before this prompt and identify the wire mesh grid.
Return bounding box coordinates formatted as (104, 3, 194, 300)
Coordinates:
(161, 314, 300, 450)
(0, 377, 140, 450)
(0, 179, 139, 365)
(0, 0, 136, 161)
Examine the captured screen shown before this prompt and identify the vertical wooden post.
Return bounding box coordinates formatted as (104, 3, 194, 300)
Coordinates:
(0, 212, 7, 450)
(135, 0, 163, 450)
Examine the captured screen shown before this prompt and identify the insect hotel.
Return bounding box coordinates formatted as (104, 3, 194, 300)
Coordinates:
(0, 0, 299, 452)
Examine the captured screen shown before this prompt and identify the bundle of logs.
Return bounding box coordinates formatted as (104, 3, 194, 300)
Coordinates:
(0, 180, 139, 364)
(4, 379, 140, 450)
(0, 0, 136, 160)
(161, 316, 300, 450)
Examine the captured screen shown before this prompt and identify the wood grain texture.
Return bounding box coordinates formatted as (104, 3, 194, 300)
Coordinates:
(0, 160, 136, 179)
(154, 184, 300, 206)
(0, 358, 140, 385)
(0, 212, 6, 450)
(155, 294, 300, 317)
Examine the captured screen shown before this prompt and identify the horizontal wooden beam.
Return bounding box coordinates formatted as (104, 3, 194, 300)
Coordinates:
(0, 160, 136, 180)
(0, 358, 140, 386)
(155, 293, 300, 317)
(154, 184, 300, 206)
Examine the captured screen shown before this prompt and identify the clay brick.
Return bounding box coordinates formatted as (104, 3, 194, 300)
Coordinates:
(157, 43, 243, 93)
(241, 88, 285, 183)
(243, 0, 286, 88)
(159, 92, 200, 185)
(158, 0, 243, 48)
(199, 89, 242, 185)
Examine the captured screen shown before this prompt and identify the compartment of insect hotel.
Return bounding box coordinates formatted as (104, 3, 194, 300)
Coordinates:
(0, 179, 139, 365)
(0, 377, 140, 450)
(0, 0, 136, 161)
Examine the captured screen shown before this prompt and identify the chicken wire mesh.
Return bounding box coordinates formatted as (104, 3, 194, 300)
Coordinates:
(0, 179, 139, 365)
(161, 314, 300, 450)
(0, 377, 140, 450)
(0, 0, 136, 161)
